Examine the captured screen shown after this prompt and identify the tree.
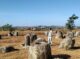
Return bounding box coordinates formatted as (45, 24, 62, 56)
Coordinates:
(2, 24, 15, 31)
(66, 14, 79, 30)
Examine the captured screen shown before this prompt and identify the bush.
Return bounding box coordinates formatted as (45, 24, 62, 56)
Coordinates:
(1, 24, 15, 31)
(66, 14, 78, 30)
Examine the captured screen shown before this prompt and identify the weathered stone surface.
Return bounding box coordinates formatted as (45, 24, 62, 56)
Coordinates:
(14, 32, 18, 36)
(55, 31, 63, 39)
(34, 38, 46, 44)
(75, 31, 80, 37)
(8, 32, 13, 37)
(28, 42, 51, 59)
(23, 33, 37, 48)
(66, 31, 74, 38)
(24, 34, 31, 46)
(59, 36, 75, 50)
(30, 33, 37, 43)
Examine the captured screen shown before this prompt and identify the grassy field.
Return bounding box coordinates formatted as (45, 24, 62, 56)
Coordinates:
(0, 30, 80, 59)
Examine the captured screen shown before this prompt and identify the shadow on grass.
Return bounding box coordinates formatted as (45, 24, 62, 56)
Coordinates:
(52, 54, 71, 59)
(70, 46, 80, 50)
(6, 47, 19, 53)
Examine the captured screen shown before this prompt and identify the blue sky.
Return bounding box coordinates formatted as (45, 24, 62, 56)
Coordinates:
(0, 0, 80, 26)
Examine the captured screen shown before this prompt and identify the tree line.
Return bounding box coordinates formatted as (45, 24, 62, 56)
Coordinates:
(0, 14, 79, 31)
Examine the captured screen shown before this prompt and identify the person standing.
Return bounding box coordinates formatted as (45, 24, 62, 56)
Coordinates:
(48, 28, 53, 45)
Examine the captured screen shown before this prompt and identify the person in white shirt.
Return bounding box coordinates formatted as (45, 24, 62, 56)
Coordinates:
(48, 28, 53, 45)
